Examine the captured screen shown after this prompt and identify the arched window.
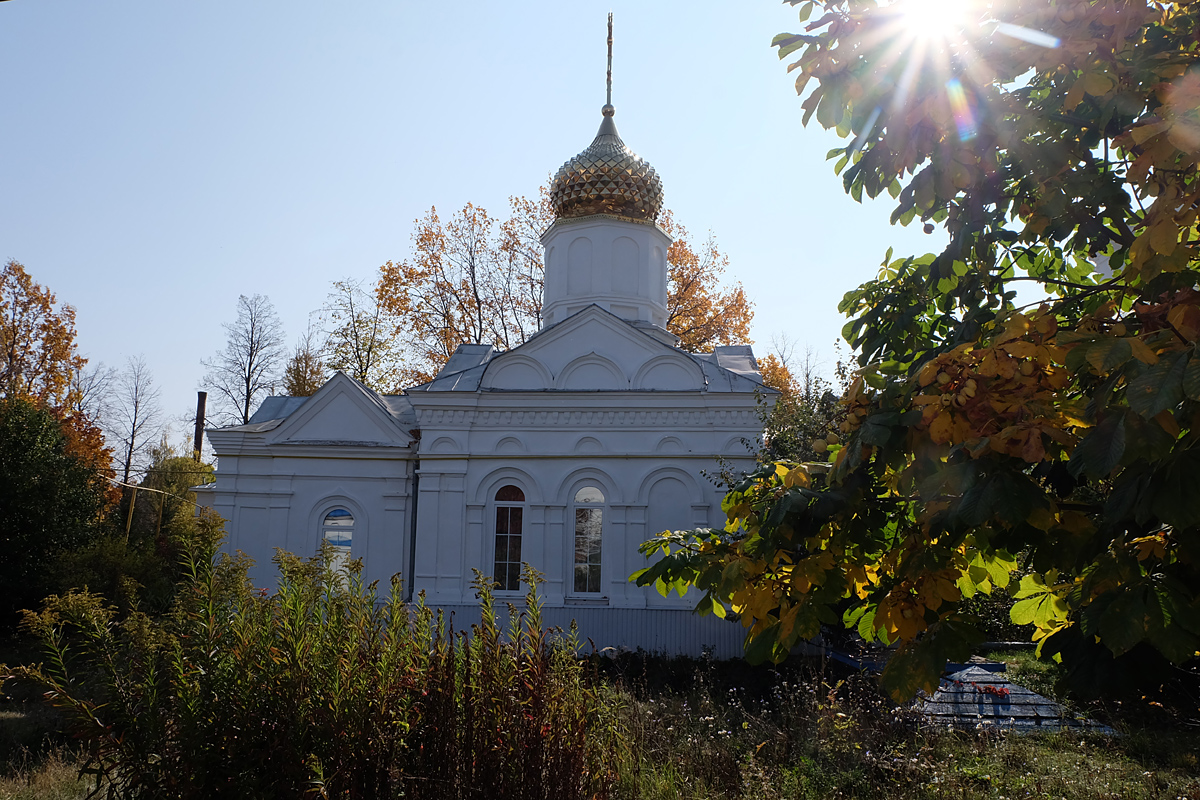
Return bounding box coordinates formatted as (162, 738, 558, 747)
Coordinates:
(322, 508, 354, 574)
(572, 486, 604, 594)
(493, 485, 525, 592)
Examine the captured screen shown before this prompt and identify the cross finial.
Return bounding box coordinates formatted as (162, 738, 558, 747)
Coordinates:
(603, 13, 615, 117)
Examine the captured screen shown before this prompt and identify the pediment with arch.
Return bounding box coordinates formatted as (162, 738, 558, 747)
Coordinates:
(479, 306, 707, 393)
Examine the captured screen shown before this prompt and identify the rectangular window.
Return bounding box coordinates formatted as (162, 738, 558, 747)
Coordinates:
(493, 506, 523, 591)
(573, 508, 602, 593)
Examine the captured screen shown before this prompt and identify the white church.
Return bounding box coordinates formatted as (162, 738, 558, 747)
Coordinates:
(196, 82, 773, 657)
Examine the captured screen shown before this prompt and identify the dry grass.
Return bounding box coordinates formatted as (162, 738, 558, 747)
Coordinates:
(603, 653, 1200, 800)
(0, 750, 88, 800)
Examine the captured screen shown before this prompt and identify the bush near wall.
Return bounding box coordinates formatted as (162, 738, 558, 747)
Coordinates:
(1, 531, 620, 800)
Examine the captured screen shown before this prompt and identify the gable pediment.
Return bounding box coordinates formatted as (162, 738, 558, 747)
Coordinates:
(268, 373, 413, 446)
(480, 306, 704, 392)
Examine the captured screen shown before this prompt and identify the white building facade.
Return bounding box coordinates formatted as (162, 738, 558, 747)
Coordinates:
(197, 101, 772, 656)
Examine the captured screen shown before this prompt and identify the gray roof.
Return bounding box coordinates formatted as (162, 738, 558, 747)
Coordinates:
(222, 373, 417, 431)
(249, 396, 309, 424)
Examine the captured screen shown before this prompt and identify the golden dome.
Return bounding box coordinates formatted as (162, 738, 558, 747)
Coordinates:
(550, 107, 664, 223)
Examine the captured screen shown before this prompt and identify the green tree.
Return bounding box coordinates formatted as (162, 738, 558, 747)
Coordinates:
(637, 0, 1200, 699)
(0, 397, 112, 626)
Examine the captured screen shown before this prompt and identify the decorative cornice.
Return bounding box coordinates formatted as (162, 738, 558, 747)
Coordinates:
(415, 407, 760, 428)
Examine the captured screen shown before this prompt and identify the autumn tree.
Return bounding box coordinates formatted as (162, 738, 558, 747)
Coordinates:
(637, 0, 1200, 700)
(659, 213, 753, 352)
(282, 326, 327, 397)
(321, 279, 404, 392)
(0, 259, 86, 408)
(377, 193, 754, 384)
(0, 259, 112, 481)
(378, 199, 552, 385)
(202, 294, 286, 425)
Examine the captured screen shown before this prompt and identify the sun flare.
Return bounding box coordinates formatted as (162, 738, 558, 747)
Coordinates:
(896, 0, 971, 41)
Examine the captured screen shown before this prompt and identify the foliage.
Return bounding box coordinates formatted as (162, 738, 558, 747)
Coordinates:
(319, 278, 405, 393)
(757, 346, 847, 464)
(658, 212, 754, 354)
(0, 260, 85, 409)
(53, 441, 217, 618)
(3, 541, 621, 800)
(376, 193, 754, 385)
(0, 260, 110, 476)
(281, 326, 327, 397)
(202, 294, 286, 425)
(0, 398, 114, 629)
(605, 653, 1199, 800)
(376, 197, 554, 386)
(637, 0, 1200, 700)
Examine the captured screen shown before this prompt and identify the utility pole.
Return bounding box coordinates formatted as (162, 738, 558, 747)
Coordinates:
(193, 391, 207, 462)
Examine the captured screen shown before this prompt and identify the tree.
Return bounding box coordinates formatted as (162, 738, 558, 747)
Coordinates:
(282, 325, 328, 397)
(113, 355, 161, 485)
(0, 260, 111, 477)
(757, 340, 845, 464)
(377, 193, 754, 385)
(660, 213, 754, 353)
(0, 259, 86, 409)
(0, 397, 113, 626)
(377, 199, 551, 386)
(202, 294, 286, 425)
(68, 360, 117, 431)
(636, 0, 1200, 700)
(320, 279, 405, 392)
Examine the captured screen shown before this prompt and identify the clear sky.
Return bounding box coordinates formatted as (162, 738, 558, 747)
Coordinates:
(1, 0, 945, 431)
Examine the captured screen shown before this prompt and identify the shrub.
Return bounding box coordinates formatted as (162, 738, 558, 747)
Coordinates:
(2, 533, 620, 800)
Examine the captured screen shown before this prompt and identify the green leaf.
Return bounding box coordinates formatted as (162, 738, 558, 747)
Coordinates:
(1011, 574, 1069, 628)
(878, 620, 983, 702)
(797, 1, 814, 22)
(1068, 412, 1125, 478)
(1183, 351, 1200, 400)
(1151, 448, 1200, 529)
(1127, 349, 1187, 418)
(744, 620, 783, 665)
(1098, 590, 1147, 656)
(1085, 337, 1132, 373)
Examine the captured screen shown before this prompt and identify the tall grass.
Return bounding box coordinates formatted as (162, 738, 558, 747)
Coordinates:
(1, 531, 620, 800)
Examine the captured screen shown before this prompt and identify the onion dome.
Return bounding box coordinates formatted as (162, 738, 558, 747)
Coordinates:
(549, 105, 664, 223)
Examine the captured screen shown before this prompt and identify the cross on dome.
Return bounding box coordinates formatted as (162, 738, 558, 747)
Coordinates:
(548, 14, 664, 224)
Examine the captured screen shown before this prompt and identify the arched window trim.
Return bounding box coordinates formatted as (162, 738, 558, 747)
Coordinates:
(492, 484, 526, 593)
(321, 507, 354, 576)
(570, 484, 605, 596)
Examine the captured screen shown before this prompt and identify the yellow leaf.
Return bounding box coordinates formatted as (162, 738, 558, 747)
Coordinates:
(929, 411, 954, 443)
(1082, 71, 1116, 97)
(1131, 121, 1168, 145)
(1149, 218, 1180, 256)
(1059, 511, 1094, 535)
(1167, 304, 1200, 341)
(1065, 76, 1086, 111)
(1128, 337, 1159, 364)
(1028, 507, 1056, 532)
(783, 467, 810, 489)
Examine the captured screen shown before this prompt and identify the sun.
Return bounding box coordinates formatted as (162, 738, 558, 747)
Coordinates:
(895, 0, 972, 42)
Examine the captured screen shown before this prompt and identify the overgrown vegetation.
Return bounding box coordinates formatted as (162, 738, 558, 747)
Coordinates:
(1, 534, 619, 800)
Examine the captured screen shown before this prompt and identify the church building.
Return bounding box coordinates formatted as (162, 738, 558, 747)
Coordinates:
(196, 75, 773, 657)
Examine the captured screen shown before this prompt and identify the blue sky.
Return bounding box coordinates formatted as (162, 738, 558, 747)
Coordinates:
(1, 0, 944, 428)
